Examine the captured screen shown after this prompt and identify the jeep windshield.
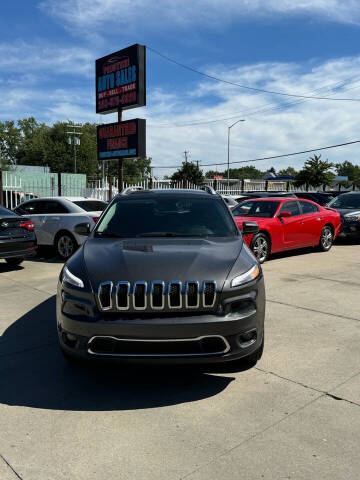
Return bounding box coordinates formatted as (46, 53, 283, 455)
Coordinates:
(95, 196, 238, 238)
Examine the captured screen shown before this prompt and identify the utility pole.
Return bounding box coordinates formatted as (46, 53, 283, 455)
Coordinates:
(227, 119, 245, 188)
(66, 123, 83, 174)
(183, 150, 190, 163)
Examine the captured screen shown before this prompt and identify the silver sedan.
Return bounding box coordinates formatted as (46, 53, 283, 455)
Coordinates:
(14, 197, 107, 259)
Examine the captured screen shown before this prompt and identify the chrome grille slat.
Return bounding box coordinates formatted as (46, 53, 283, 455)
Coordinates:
(168, 281, 182, 309)
(96, 280, 217, 311)
(133, 281, 147, 310)
(202, 281, 217, 308)
(115, 281, 130, 310)
(185, 280, 199, 309)
(97, 281, 113, 311)
(150, 281, 165, 309)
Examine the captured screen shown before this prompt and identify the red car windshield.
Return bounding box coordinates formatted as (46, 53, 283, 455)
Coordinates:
(233, 200, 280, 218)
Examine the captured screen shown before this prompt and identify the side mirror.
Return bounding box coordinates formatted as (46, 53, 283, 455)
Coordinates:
(74, 222, 91, 236)
(279, 211, 292, 219)
(242, 221, 259, 236)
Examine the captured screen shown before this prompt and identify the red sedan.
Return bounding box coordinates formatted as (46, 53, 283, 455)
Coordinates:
(232, 198, 341, 263)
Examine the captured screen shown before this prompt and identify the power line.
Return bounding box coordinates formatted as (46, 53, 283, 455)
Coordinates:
(148, 46, 360, 102)
(151, 139, 360, 169)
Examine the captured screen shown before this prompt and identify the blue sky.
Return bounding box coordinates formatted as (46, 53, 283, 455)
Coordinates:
(1, 0, 360, 175)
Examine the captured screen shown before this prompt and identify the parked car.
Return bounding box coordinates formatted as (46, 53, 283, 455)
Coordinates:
(294, 192, 334, 206)
(236, 192, 297, 203)
(221, 195, 239, 209)
(327, 192, 360, 239)
(232, 198, 341, 263)
(57, 189, 265, 367)
(14, 197, 107, 259)
(0, 205, 37, 266)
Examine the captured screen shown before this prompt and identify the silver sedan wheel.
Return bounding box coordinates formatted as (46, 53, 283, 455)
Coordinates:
(252, 236, 268, 263)
(321, 227, 333, 250)
(57, 234, 75, 259)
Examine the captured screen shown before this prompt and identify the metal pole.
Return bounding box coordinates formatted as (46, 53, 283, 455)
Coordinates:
(227, 119, 245, 189)
(227, 127, 230, 188)
(74, 140, 76, 174)
(118, 109, 124, 192)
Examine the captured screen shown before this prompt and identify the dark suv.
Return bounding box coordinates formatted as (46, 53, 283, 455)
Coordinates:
(57, 189, 265, 367)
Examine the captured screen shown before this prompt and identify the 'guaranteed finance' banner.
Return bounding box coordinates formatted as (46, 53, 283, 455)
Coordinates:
(97, 119, 146, 160)
(96, 44, 146, 114)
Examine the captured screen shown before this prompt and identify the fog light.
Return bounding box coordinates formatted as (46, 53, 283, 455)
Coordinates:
(238, 330, 257, 348)
(62, 332, 78, 348)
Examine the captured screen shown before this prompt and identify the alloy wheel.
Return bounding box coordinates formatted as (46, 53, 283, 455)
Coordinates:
(321, 227, 333, 250)
(58, 235, 75, 259)
(252, 236, 268, 263)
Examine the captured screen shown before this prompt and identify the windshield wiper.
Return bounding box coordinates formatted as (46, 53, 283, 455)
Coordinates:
(137, 233, 204, 237)
(95, 231, 128, 238)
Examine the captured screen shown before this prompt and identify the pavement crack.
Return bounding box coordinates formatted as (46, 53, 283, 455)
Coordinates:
(267, 299, 360, 323)
(0, 453, 23, 480)
(256, 367, 360, 408)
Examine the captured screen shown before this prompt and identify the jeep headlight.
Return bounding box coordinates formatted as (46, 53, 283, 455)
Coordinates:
(62, 266, 84, 288)
(231, 265, 260, 288)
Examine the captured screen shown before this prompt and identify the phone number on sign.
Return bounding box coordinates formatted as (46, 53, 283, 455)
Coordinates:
(98, 92, 137, 110)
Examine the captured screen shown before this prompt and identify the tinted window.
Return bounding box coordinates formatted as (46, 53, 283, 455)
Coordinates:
(233, 200, 279, 218)
(42, 201, 69, 214)
(72, 200, 107, 212)
(280, 201, 300, 216)
(96, 196, 237, 238)
(299, 201, 319, 214)
(15, 201, 44, 215)
(0, 205, 16, 216)
(328, 194, 360, 209)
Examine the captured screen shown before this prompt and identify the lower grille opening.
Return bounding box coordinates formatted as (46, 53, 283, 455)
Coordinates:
(88, 336, 229, 357)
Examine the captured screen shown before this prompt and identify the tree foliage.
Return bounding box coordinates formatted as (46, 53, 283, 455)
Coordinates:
(0, 117, 151, 181)
(171, 162, 204, 185)
(335, 160, 360, 187)
(295, 154, 334, 187)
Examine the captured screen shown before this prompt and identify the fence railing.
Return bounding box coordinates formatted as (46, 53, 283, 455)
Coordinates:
(1, 169, 358, 208)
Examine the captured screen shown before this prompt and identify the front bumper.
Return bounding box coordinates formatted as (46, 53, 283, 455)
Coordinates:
(56, 276, 265, 364)
(339, 220, 360, 239)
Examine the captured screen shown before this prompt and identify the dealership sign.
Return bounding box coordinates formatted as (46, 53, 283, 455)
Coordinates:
(96, 44, 146, 114)
(97, 119, 146, 160)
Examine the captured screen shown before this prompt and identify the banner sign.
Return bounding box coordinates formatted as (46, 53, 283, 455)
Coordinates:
(96, 44, 146, 114)
(97, 119, 146, 160)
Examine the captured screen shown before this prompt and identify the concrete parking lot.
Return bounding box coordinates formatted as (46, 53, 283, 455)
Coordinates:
(0, 242, 359, 480)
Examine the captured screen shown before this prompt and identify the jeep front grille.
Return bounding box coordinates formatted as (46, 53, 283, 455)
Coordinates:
(96, 280, 217, 312)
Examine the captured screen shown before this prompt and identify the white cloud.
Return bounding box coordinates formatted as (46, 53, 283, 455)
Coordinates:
(0, 42, 94, 77)
(2, 52, 360, 176)
(39, 0, 360, 31)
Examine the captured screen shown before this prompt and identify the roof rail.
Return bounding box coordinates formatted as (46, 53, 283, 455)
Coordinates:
(200, 185, 218, 195)
(120, 186, 144, 195)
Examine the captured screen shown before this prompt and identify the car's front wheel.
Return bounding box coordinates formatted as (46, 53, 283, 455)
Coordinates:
(55, 232, 77, 260)
(5, 257, 24, 266)
(318, 225, 333, 252)
(250, 233, 270, 263)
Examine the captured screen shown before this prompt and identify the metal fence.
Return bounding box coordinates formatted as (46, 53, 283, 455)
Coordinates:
(1, 169, 357, 209)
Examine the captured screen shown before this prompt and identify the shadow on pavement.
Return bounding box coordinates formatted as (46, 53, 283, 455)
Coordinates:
(0, 296, 237, 411)
(0, 262, 24, 273)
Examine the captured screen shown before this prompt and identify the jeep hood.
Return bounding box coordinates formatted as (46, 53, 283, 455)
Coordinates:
(83, 236, 244, 289)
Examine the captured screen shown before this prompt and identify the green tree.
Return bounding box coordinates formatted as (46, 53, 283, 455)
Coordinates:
(108, 157, 152, 183)
(171, 161, 204, 185)
(0, 120, 22, 168)
(295, 154, 334, 188)
(335, 160, 360, 187)
(277, 166, 297, 177)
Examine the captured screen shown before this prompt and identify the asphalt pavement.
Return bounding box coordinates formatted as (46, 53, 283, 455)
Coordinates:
(0, 242, 359, 480)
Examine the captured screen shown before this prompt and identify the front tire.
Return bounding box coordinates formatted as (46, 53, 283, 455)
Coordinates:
(318, 225, 333, 252)
(250, 233, 270, 264)
(5, 257, 24, 266)
(55, 232, 77, 260)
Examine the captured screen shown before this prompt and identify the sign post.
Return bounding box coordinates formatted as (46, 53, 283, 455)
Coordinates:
(95, 44, 146, 196)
